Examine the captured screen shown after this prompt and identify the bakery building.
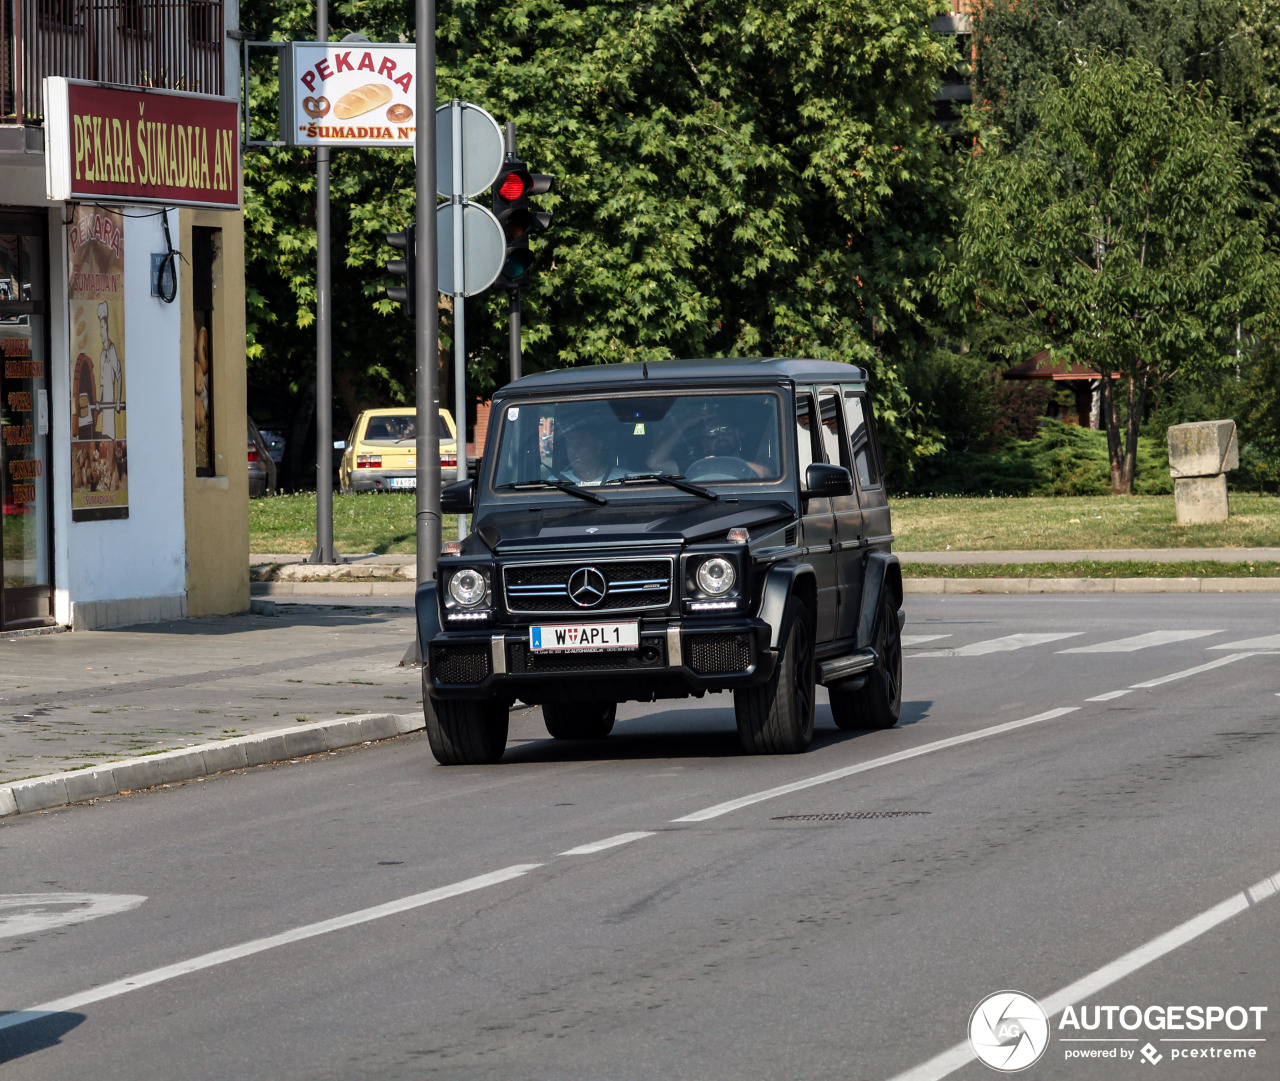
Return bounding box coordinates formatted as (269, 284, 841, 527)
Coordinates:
(1, 1, 248, 631)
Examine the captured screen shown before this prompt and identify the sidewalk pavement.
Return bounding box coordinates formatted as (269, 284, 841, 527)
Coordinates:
(1, 602, 425, 817)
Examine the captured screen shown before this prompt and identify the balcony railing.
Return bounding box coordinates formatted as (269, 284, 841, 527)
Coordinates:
(2, 0, 225, 124)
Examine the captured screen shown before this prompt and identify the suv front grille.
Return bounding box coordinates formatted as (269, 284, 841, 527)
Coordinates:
(686, 633, 752, 675)
(503, 558, 673, 614)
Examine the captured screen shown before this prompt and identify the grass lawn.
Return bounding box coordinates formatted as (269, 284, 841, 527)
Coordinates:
(903, 560, 1280, 579)
(249, 492, 456, 555)
(893, 493, 1280, 551)
(250, 491, 1280, 556)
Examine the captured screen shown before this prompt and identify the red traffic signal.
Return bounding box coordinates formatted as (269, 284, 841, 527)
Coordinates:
(492, 160, 554, 291)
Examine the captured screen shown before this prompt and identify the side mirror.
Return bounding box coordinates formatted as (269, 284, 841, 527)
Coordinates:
(804, 462, 853, 499)
(441, 478, 475, 513)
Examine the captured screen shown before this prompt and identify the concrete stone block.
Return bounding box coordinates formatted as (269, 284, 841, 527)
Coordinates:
(1174, 475, 1229, 524)
(1200, 577, 1280, 592)
(1114, 577, 1201, 593)
(359, 713, 402, 741)
(113, 759, 164, 792)
(156, 750, 208, 784)
(320, 719, 367, 750)
(1168, 420, 1238, 477)
(12, 776, 69, 813)
(393, 712, 424, 734)
(1033, 578, 1116, 593)
(201, 742, 249, 774)
(0, 787, 19, 817)
(244, 733, 291, 767)
(282, 728, 328, 759)
(63, 768, 118, 803)
(903, 578, 944, 594)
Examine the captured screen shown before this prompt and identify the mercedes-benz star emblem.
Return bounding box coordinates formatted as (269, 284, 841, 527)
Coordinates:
(568, 566, 608, 608)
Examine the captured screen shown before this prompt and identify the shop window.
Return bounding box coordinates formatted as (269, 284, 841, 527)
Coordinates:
(192, 227, 219, 476)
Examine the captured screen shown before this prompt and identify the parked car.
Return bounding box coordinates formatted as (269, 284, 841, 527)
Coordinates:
(337, 407, 458, 494)
(257, 427, 286, 465)
(247, 416, 276, 498)
(417, 357, 902, 765)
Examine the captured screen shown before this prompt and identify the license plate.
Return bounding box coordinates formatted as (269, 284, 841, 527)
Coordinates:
(389, 477, 416, 489)
(530, 622, 639, 652)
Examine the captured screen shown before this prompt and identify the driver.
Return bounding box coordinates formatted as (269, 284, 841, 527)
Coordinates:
(554, 419, 626, 486)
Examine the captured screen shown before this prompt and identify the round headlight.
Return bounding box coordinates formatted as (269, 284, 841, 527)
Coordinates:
(448, 568, 487, 607)
(696, 557, 736, 595)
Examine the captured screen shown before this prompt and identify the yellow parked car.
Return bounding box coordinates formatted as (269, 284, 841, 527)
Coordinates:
(338, 407, 457, 493)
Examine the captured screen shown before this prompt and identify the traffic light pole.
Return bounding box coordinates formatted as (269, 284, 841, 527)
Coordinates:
(504, 121, 521, 383)
(450, 101, 468, 537)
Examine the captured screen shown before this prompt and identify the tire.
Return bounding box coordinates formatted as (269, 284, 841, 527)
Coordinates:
(422, 673, 509, 765)
(542, 701, 616, 740)
(734, 599, 815, 754)
(829, 592, 902, 731)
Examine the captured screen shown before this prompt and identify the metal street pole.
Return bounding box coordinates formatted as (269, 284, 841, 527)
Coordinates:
(504, 121, 521, 384)
(415, 0, 440, 585)
(310, 0, 335, 565)
(450, 101, 468, 538)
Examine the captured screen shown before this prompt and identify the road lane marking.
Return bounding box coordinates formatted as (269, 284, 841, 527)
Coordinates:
(902, 635, 951, 646)
(672, 708, 1081, 823)
(0, 893, 146, 940)
(559, 832, 656, 856)
(1130, 653, 1257, 688)
(914, 632, 1083, 658)
(1085, 690, 1133, 702)
(1059, 630, 1221, 653)
(886, 871, 1280, 1081)
(1209, 634, 1280, 650)
(0, 864, 540, 1034)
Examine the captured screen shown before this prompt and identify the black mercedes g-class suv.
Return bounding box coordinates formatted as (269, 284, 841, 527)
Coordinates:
(416, 358, 903, 765)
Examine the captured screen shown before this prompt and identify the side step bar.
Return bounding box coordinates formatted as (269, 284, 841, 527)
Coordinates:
(818, 649, 876, 686)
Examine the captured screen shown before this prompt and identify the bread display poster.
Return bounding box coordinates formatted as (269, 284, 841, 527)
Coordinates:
(67, 205, 128, 521)
(285, 42, 417, 148)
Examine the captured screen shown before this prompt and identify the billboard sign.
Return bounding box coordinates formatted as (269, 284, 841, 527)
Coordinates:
(281, 42, 417, 147)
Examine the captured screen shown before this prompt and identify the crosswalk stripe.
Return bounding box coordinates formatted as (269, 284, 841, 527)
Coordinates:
(1208, 634, 1280, 650)
(913, 632, 1083, 658)
(902, 634, 951, 646)
(1059, 630, 1221, 653)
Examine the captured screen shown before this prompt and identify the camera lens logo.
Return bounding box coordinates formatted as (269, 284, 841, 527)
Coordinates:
(969, 991, 1050, 1072)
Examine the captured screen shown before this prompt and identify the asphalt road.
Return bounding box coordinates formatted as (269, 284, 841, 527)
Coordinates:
(3, 595, 1279, 1080)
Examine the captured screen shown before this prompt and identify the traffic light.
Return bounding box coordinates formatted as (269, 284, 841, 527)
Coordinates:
(385, 223, 416, 318)
(492, 160, 553, 291)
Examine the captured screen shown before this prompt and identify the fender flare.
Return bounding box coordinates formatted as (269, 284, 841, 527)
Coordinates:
(856, 552, 903, 650)
(757, 563, 817, 649)
(415, 581, 443, 650)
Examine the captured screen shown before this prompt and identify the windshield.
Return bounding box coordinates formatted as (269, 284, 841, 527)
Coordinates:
(491, 391, 786, 491)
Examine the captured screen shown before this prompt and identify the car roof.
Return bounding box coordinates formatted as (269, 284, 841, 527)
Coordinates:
(358, 407, 450, 416)
(495, 357, 869, 396)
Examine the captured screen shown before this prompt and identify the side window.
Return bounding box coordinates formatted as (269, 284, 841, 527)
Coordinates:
(818, 390, 850, 469)
(842, 392, 880, 489)
(794, 393, 819, 478)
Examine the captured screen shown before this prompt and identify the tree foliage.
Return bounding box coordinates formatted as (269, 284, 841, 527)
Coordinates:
(946, 54, 1278, 493)
(241, 0, 957, 485)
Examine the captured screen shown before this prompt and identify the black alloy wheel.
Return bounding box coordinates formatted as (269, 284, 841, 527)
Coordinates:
(734, 598, 816, 754)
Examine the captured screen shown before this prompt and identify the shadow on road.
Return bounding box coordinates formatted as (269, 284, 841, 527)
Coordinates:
(0, 1012, 85, 1064)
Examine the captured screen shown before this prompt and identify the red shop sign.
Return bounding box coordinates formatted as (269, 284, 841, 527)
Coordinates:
(44, 78, 240, 210)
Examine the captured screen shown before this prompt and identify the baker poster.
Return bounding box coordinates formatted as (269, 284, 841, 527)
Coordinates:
(67, 205, 128, 520)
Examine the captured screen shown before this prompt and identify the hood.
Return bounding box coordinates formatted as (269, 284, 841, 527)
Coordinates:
(473, 498, 792, 553)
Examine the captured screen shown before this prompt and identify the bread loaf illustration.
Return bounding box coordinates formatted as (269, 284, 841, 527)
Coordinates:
(334, 84, 393, 119)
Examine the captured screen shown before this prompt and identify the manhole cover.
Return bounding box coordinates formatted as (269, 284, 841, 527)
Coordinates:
(771, 811, 931, 821)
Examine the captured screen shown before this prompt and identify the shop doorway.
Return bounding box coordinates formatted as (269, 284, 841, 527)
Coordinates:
(0, 211, 54, 629)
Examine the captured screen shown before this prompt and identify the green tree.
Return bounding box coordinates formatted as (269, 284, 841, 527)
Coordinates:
(242, 0, 957, 485)
(946, 54, 1277, 494)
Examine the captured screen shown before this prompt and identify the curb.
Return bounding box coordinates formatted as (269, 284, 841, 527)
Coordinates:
(0, 712, 424, 819)
(903, 577, 1280, 594)
(251, 581, 417, 596)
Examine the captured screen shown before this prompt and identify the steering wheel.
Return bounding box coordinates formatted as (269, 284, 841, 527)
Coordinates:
(684, 456, 757, 481)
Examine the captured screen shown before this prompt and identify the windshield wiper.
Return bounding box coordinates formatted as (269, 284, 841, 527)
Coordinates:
(619, 472, 718, 501)
(497, 479, 609, 505)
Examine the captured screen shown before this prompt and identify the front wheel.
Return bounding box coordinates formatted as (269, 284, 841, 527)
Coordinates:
(734, 599, 815, 754)
(422, 673, 509, 764)
(542, 701, 616, 740)
(829, 593, 902, 731)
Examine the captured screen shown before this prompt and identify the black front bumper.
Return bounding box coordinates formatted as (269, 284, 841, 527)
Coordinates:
(425, 618, 776, 703)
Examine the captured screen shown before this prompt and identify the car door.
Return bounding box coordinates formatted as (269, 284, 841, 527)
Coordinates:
(817, 387, 864, 643)
(843, 389, 892, 551)
(795, 389, 838, 642)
